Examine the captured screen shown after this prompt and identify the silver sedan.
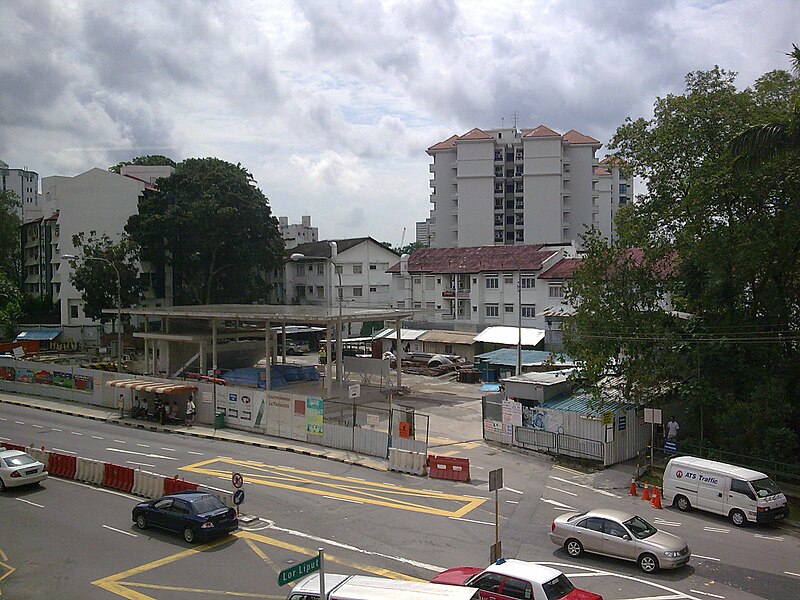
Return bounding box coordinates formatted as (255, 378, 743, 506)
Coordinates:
(550, 508, 690, 573)
(0, 449, 48, 491)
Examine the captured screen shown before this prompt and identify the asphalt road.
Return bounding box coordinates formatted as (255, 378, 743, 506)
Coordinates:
(2, 403, 798, 600)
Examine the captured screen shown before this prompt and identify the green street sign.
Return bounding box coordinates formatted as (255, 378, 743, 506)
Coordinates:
(277, 555, 320, 586)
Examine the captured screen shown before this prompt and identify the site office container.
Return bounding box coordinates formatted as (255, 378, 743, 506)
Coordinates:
(286, 574, 479, 600)
(662, 456, 788, 526)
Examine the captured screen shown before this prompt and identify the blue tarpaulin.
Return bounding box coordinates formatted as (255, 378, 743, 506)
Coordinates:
(16, 329, 62, 341)
(221, 364, 319, 390)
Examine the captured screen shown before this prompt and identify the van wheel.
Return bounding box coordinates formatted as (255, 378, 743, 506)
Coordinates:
(730, 509, 747, 527)
(638, 553, 659, 573)
(565, 539, 583, 558)
(675, 495, 691, 512)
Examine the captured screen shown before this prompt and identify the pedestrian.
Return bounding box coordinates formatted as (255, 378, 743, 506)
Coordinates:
(156, 398, 166, 425)
(404, 343, 411, 353)
(666, 415, 680, 440)
(118, 393, 125, 419)
(133, 395, 142, 419)
(185, 394, 196, 427)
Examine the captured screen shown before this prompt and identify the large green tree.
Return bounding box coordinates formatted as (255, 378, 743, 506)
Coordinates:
(109, 155, 177, 174)
(126, 158, 284, 305)
(0, 190, 21, 281)
(566, 62, 800, 462)
(0, 273, 23, 340)
(67, 232, 144, 326)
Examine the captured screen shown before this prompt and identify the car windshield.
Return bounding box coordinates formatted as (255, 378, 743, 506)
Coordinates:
(542, 575, 575, 600)
(623, 515, 657, 539)
(752, 477, 781, 498)
(191, 496, 225, 514)
(3, 454, 36, 467)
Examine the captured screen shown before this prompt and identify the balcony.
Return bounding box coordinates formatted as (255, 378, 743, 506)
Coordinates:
(429, 179, 435, 188)
(429, 164, 435, 173)
(442, 288, 471, 299)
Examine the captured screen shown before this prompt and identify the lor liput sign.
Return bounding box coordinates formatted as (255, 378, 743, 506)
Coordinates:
(277, 555, 320, 586)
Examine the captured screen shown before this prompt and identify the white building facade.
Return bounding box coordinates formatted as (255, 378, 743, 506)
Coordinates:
(388, 244, 579, 333)
(279, 215, 318, 249)
(1, 158, 40, 222)
(424, 126, 627, 248)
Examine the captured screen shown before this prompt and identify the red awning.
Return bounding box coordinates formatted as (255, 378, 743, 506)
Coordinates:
(106, 379, 197, 395)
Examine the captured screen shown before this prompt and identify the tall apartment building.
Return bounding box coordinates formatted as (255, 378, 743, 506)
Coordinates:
(1, 159, 41, 222)
(279, 215, 318, 249)
(415, 218, 433, 247)
(422, 125, 627, 248)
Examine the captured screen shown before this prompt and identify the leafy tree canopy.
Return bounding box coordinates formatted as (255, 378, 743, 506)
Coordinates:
(68, 232, 144, 325)
(0, 190, 21, 281)
(0, 272, 22, 341)
(109, 155, 177, 174)
(126, 157, 284, 305)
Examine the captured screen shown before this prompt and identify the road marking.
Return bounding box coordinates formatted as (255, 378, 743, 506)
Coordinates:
(506, 500, 519, 504)
(91, 435, 103, 440)
(546, 485, 578, 496)
(102, 525, 137, 538)
(553, 465, 584, 476)
(785, 571, 800, 577)
(160, 447, 176, 452)
(753, 534, 784, 541)
(70, 431, 83, 436)
(0, 417, 5, 420)
(51, 447, 76, 454)
(127, 461, 156, 468)
(0, 436, 8, 441)
(690, 590, 725, 598)
(549, 475, 619, 497)
(113, 440, 127, 444)
(505, 486, 523, 494)
(32, 424, 44, 429)
(449, 516, 495, 526)
(703, 526, 729, 533)
(51, 428, 62, 432)
(693, 554, 720, 561)
(188, 451, 203, 455)
(540, 498, 575, 510)
(16, 498, 44, 508)
(323, 495, 363, 504)
(136, 444, 150, 448)
(106, 447, 177, 461)
(653, 518, 682, 527)
(14, 421, 24, 425)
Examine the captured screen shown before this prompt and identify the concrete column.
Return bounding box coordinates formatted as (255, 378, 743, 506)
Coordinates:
(211, 318, 218, 375)
(264, 320, 271, 392)
(325, 324, 333, 399)
(395, 320, 402, 389)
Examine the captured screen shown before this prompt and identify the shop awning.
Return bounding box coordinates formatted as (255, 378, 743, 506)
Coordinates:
(16, 329, 62, 341)
(106, 379, 197, 395)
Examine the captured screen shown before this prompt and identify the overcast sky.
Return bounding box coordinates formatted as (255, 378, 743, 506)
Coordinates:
(1, 0, 797, 246)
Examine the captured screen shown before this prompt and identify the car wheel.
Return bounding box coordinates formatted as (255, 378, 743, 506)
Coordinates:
(135, 515, 148, 530)
(675, 495, 691, 512)
(638, 553, 659, 573)
(730, 509, 747, 527)
(183, 527, 196, 543)
(565, 539, 583, 558)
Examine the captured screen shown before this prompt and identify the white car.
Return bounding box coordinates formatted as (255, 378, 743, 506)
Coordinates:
(0, 448, 48, 491)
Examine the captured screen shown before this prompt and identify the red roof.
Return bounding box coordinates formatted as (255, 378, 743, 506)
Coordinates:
(562, 129, 601, 145)
(594, 166, 611, 176)
(387, 245, 561, 274)
(524, 124, 562, 138)
(458, 128, 493, 141)
(427, 135, 459, 153)
(538, 258, 582, 279)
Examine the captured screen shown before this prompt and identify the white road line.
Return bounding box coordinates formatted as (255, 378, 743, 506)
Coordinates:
(16, 498, 44, 508)
(102, 525, 137, 538)
(32, 424, 44, 429)
(322, 496, 363, 504)
(549, 475, 619, 497)
(546, 485, 578, 496)
(505, 486, 523, 494)
(703, 526, 729, 533)
(754, 534, 784, 541)
(785, 571, 800, 577)
(126, 461, 156, 467)
(693, 554, 720, 561)
(52, 447, 76, 454)
(506, 500, 519, 504)
(70, 431, 83, 436)
(349, 477, 366, 481)
(113, 440, 127, 444)
(91, 435, 103, 440)
(51, 428, 62, 432)
(690, 590, 725, 599)
(0, 436, 9, 441)
(564, 572, 614, 577)
(160, 447, 176, 452)
(105, 447, 177, 461)
(188, 451, 203, 455)
(0, 417, 5, 420)
(653, 518, 682, 527)
(449, 516, 495, 526)
(136, 444, 150, 448)
(14, 421, 25, 424)
(540, 498, 575, 510)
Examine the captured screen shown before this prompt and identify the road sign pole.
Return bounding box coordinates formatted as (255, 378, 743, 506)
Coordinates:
(318, 548, 325, 599)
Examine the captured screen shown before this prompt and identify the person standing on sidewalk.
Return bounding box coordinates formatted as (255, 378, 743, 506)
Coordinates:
(666, 416, 680, 440)
(185, 395, 196, 427)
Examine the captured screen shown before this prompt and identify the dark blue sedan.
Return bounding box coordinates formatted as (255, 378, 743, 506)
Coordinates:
(132, 491, 238, 543)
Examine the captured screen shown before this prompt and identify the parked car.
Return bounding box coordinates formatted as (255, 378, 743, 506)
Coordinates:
(432, 558, 602, 600)
(132, 490, 238, 543)
(0, 448, 48, 491)
(550, 509, 690, 573)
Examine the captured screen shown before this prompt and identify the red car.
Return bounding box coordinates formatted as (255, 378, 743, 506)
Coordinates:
(432, 558, 602, 600)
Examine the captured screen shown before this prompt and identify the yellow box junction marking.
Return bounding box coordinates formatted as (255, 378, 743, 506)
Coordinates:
(181, 458, 485, 518)
(91, 530, 423, 599)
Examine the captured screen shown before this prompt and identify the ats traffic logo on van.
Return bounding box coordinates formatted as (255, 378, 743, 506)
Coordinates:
(676, 470, 683, 478)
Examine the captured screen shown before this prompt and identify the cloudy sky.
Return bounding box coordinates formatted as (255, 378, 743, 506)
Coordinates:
(1, 0, 797, 246)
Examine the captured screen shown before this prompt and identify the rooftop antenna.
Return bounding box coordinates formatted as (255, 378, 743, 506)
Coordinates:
(501, 117, 504, 129)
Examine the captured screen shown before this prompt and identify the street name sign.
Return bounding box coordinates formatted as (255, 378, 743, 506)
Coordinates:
(278, 555, 320, 586)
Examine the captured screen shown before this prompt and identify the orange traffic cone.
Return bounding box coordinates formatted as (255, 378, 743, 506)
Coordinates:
(642, 484, 651, 501)
(651, 486, 662, 509)
(629, 479, 638, 496)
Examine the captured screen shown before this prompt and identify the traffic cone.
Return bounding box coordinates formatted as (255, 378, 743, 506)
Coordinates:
(629, 479, 638, 496)
(642, 484, 651, 501)
(651, 486, 662, 509)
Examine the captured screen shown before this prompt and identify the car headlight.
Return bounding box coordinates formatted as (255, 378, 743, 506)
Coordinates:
(201, 522, 215, 529)
(664, 550, 682, 558)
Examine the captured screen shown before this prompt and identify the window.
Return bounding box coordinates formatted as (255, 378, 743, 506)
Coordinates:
(549, 283, 563, 298)
(495, 231, 504, 242)
(307, 286, 313, 295)
(369, 286, 377, 293)
(604, 520, 628, 538)
(353, 264, 362, 274)
(495, 215, 504, 226)
(504, 275, 513, 284)
(504, 304, 514, 313)
(295, 264, 304, 276)
(506, 215, 514, 225)
(352, 286, 363, 297)
(369, 264, 377, 270)
(515, 214, 524, 225)
(515, 182, 523, 192)
(515, 166, 523, 176)
(521, 276, 536, 289)
(485, 276, 498, 289)
(317, 286, 325, 298)
(730, 479, 756, 500)
(444, 344, 453, 353)
(516, 230, 524, 242)
(413, 301, 422, 309)
(502, 576, 532, 600)
(413, 277, 421, 285)
(495, 166, 503, 177)
(485, 304, 499, 317)
(522, 305, 536, 318)
(336, 265, 343, 274)
(470, 573, 502, 592)
(396, 301, 406, 308)
(515, 197, 524, 209)
(316, 263, 325, 275)
(426, 301, 435, 309)
(542, 575, 576, 600)
(619, 183, 627, 194)
(494, 198, 503, 209)
(425, 276, 435, 291)
(577, 517, 605, 532)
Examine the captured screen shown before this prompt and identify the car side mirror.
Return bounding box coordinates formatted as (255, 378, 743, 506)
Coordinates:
(622, 534, 631, 541)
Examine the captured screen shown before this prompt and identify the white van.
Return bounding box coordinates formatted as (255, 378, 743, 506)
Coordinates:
(286, 573, 479, 600)
(663, 456, 788, 526)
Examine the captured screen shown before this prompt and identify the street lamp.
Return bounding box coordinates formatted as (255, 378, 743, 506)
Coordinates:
(497, 247, 522, 376)
(63, 253, 123, 372)
(290, 245, 344, 400)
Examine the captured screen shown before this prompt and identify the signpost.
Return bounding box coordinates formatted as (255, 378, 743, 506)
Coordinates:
(348, 384, 361, 399)
(232, 472, 243, 489)
(488, 468, 503, 562)
(278, 548, 325, 598)
(644, 408, 663, 466)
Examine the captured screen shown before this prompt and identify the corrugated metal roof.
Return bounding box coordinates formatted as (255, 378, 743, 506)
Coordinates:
(372, 328, 428, 341)
(541, 392, 633, 416)
(475, 348, 574, 367)
(474, 326, 545, 346)
(16, 329, 62, 341)
(419, 330, 478, 344)
(501, 369, 577, 385)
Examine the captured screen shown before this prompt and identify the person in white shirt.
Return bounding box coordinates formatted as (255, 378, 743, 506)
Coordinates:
(666, 416, 680, 439)
(185, 396, 196, 426)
